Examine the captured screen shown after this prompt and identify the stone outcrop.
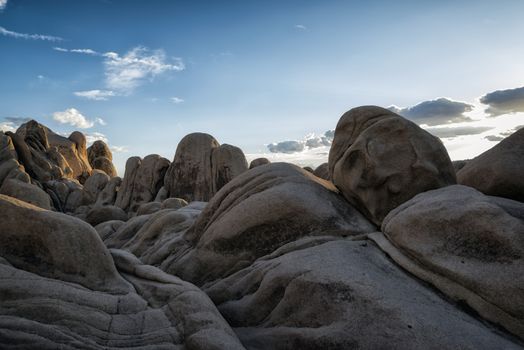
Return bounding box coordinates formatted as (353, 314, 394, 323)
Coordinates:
(0, 178, 51, 209)
(211, 144, 248, 193)
(328, 106, 456, 225)
(87, 140, 117, 177)
(163, 163, 376, 285)
(0, 194, 244, 349)
(376, 185, 524, 339)
(313, 162, 330, 180)
(115, 154, 170, 212)
(457, 128, 524, 202)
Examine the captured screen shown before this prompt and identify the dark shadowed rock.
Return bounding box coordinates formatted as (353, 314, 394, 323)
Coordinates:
(452, 159, 468, 172)
(329, 106, 456, 225)
(457, 128, 524, 202)
(313, 162, 330, 180)
(302, 166, 314, 173)
(205, 237, 519, 349)
(136, 201, 162, 216)
(86, 205, 128, 226)
(377, 185, 524, 339)
(0, 179, 51, 209)
(164, 133, 220, 202)
(249, 157, 270, 169)
(211, 144, 248, 193)
(162, 197, 188, 210)
(115, 154, 170, 212)
(164, 162, 376, 285)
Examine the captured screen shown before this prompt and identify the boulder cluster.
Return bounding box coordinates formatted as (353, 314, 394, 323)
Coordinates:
(0, 106, 523, 349)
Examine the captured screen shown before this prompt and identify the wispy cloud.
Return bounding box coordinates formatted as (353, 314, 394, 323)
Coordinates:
(74, 89, 115, 101)
(56, 46, 185, 98)
(0, 26, 63, 41)
(85, 132, 108, 145)
(0, 0, 7, 11)
(0, 122, 16, 132)
(52, 108, 105, 129)
(294, 24, 307, 30)
(110, 145, 130, 153)
(104, 47, 184, 94)
(0, 116, 31, 132)
(170, 96, 184, 104)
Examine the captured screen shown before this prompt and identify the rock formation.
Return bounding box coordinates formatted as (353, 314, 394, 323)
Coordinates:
(457, 128, 524, 202)
(249, 157, 270, 169)
(329, 106, 457, 225)
(87, 140, 117, 177)
(313, 162, 330, 180)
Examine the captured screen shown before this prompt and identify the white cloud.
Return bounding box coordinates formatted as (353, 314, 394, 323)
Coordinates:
(74, 90, 115, 101)
(110, 145, 130, 153)
(85, 132, 108, 145)
(52, 108, 105, 129)
(53, 47, 99, 55)
(0, 26, 62, 41)
(0, 122, 16, 133)
(295, 24, 307, 30)
(170, 96, 184, 104)
(104, 47, 185, 94)
(0, 0, 7, 11)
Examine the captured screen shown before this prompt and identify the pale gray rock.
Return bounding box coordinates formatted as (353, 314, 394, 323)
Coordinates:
(164, 133, 220, 202)
(328, 106, 456, 225)
(154, 185, 168, 202)
(458, 128, 524, 202)
(164, 162, 376, 285)
(211, 143, 248, 193)
(204, 237, 520, 349)
(0, 178, 51, 209)
(378, 185, 524, 340)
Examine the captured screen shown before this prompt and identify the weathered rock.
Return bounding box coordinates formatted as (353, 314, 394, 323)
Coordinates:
(302, 166, 314, 173)
(211, 144, 248, 193)
(205, 237, 520, 349)
(164, 162, 376, 285)
(154, 186, 168, 202)
(136, 201, 162, 216)
(87, 140, 117, 177)
(249, 157, 270, 169)
(0, 194, 128, 292)
(85, 205, 128, 226)
(377, 185, 524, 340)
(0, 194, 244, 348)
(328, 106, 456, 225)
(452, 159, 468, 172)
(0, 178, 51, 209)
(82, 170, 110, 206)
(95, 176, 121, 206)
(313, 162, 330, 180)
(162, 197, 189, 210)
(94, 220, 125, 241)
(458, 128, 524, 202)
(164, 133, 220, 202)
(115, 155, 170, 212)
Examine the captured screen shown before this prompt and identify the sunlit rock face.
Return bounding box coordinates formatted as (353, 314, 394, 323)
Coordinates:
(329, 106, 456, 225)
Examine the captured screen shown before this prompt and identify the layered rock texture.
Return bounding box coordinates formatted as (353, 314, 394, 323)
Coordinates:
(1, 107, 523, 349)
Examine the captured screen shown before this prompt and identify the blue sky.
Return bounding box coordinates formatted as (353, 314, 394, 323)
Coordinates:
(1, 0, 524, 174)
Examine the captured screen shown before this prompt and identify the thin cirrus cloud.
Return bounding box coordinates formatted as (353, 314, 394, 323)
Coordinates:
(479, 86, 524, 116)
(74, 90, 115, 101)
(170, 96, 184, 104)
(389, 98, 475, 126)
(0, 26, 63, 41)
(52, 108, 105, 129)
(294, 24, 307, 30)
(55, 46, 185, 99)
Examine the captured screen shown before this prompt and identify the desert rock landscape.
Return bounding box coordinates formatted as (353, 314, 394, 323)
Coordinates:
(0, 106, 523, 349)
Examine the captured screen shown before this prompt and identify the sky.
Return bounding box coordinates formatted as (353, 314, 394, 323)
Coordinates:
(1, 0, 524, 175)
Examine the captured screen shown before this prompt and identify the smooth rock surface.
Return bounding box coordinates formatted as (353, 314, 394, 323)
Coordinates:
(329, 106, 456, 225)
(458, 128, 524, 202)
(249, 158, 270, 169)
(211, 144, 248, 193)
(0, 178, 51, 209)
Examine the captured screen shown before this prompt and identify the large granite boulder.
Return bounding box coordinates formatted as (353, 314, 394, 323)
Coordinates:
(85, 205, 128, 226)
(376, 185, 524, 340)
(313, 162, 330, 180)
(204, 237, 519, 349)
(211, 144, 248, 192)
(458, 128, 524, 202)
(87, 140, 117, 177)
(164, 133, 220, 202)
(0, 194, 244, 349)
(115, 154, 170, 212)
(163, 163, 376, 285)
(0, 178, 51, 210)
(328, 106, 456, 225)
(0, 132, 30, 187)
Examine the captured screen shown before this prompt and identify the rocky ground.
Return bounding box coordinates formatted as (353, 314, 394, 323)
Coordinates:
(0, 106, 523, 349)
